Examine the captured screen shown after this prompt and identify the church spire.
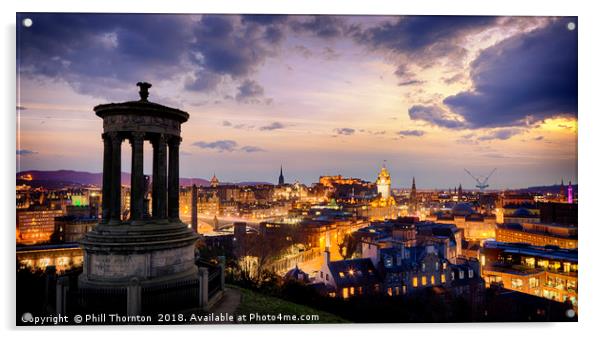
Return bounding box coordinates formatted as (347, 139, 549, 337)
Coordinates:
(278, 165, 285, 185)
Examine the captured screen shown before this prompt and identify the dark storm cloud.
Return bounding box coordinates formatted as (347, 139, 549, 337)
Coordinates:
(443, 18, 577, 128)
(334, 128, 355, 135)
(17, 13, 193, 97)
(259, 122, 286, 131)
(17, 13, 287, 99)
(398, 130, 425, 137)
(408, 105, 466, 129)
(354, 16, 496, 56)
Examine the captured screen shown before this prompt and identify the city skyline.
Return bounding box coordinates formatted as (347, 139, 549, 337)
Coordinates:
(16, 14, 578, 189)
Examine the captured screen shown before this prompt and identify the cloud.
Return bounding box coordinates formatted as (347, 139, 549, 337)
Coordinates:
(478, 128, 524, 141)
(240, 145, 266, 153)
(192, 139, 265, 152)
(222, 120, 232, 126)
(443, 18, 577, 128)
(533, 136, 544, 141)
(408, 105, 466, 129)
(354, 16, 496, 56)
(17, 13, 288, 100)
(291, 16, 348, 38)
(398, 130, 425, 137)
(16, 105, 27, 111)
(259, 122, 286, 131)
(193, 140, 238, 152)
(235, 79, 267, 103)
(16, 149, 37, 156)
(333, 128, 355, 135)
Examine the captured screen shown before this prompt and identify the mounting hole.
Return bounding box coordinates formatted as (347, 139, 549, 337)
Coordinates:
(567, 22, 576, 31)
(22, 18, 33, 28)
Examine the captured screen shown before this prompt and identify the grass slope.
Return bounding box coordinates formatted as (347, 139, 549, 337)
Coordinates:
(232, 286, 347, 324)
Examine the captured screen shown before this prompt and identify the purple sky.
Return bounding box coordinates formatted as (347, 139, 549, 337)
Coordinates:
(16, 14, 578, 189)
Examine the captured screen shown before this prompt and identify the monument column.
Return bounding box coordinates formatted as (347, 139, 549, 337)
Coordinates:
(108, 132, 122, 224)
(153, 134, 168, 221)
(130, 131, 145, 224)
(101, 133, 112, 223)
(168, 136, 181, 222)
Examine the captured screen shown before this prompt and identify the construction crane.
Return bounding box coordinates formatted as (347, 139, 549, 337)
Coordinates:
(464, 168, 497, 192)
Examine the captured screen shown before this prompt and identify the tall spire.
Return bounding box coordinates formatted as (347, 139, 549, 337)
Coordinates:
(278, 165, 285, 185)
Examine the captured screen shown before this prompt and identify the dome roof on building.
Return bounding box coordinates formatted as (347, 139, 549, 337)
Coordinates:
(452, 202, 475, 216)
(513, 207, 533, 217)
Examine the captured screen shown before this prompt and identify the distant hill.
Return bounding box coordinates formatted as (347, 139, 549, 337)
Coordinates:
(515, 183, 578, 194)
(16, 170, 271, 188)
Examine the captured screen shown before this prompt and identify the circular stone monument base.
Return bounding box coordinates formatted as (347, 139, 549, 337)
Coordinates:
(79, 221, 199, 287)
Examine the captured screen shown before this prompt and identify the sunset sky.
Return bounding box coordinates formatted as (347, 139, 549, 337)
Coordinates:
(16, 14, 578, 189)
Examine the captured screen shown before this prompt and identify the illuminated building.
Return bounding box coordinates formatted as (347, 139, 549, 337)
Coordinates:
(433, 203, 496, 241)
(567, 181, 574, 204)
(54, 216, 97, 242)
(16, 208, 65, 245)
(318, 175, 371, 188)
(314, 248, 380, 299)
(481, 241, 578, 309)
(210, 173, 220, 188)
(495, 222, 577, 249)
(370, 165, 397, 220)
(17, 243, 83, 272)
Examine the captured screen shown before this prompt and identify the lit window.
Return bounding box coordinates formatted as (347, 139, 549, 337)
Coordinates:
(387, 288, 392, 296)
(459, 271, 465, 279)
(342, 288, 349, 299)
(435, 262, 439, 271)
(421, 276, 427, 286)
(421, 263, 426, 272)
(412, 277, 418, 287)
(468, 269, 474, 278)
(431, 275, 435, 284)
(441, 274, 446, 283)
(339, 272, 345, 278)
(402, 285, 407, 294)
(350, 287, 355, 295)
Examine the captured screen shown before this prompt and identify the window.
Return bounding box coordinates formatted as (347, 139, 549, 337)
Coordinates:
(395, 287, 400, 295)
(435, 262, 439, 271)
(374, 284, 380, 293)
(468, 269, 474, 278)
(358, 287, 363, 295)
(441, 274, 446, 283)
(525, 257, 535, 268)
(563, 262, 571, 273)
(459, 270, 465, 279)
(529, 277, 539, 288)
(320, 272, 323, 278)
(431, 275, 435, 285)
(442, 262, 447, 270)
(350, 287, 355, 296)
(421, 263, 426, 272)
(339, 272, 345, 278)
(402, 285, 407, 294)
(326, 274, 329, 281)
(412, 277, 418, 287)
(387, 287, 393, 296)
(451, 271, 455, 280)
(511, 278, 524, 290)
(342, 288, 349, 299)
(421, 276, 427, 286)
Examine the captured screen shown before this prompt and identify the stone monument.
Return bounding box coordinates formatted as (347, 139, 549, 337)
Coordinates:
(78, 82, 199, 314)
